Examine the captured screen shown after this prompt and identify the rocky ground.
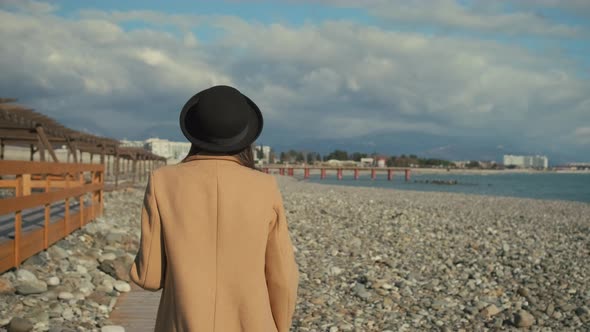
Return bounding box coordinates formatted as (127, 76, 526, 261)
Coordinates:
(278, 176, 590, 331)
(1, 175, 589, 331)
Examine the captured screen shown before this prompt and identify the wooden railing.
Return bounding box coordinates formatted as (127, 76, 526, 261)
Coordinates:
(0, 160, 104, 273)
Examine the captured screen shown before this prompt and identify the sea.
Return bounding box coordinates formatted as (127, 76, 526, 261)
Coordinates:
(305, 172, 590, 203)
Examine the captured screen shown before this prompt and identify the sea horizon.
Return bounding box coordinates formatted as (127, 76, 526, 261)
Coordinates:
(297, 172, 590, 204)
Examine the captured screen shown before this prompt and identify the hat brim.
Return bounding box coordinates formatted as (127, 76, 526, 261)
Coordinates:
(179, 92, 263, 154)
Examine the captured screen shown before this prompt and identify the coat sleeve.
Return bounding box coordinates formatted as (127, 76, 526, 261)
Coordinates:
(129, 171, 166, 291)
(266, 177, 299, 332)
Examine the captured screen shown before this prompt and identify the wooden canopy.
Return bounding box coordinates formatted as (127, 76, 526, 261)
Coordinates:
(0, 99, 166, 163)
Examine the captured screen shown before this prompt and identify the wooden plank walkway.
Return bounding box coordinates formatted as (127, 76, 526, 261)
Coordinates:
(109, 283, 161, 331)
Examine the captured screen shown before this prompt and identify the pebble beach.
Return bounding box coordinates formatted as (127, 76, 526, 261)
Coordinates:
(0, 174, 589, 331)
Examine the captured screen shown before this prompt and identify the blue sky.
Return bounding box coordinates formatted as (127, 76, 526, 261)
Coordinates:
(1, 0, 589, 163)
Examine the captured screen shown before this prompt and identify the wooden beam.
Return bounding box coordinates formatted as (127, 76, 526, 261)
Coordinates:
(35, 125, 59, 162)
(0, 160, 104, 175)
(66, 139, 78, 163)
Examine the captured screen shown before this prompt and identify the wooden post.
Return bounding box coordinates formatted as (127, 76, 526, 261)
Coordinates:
(66, 140, 78, 163)
(263, 167, 269, 174)
(143, 156, 147, 181)
(100, 145, 105, 174)
(90, 171, 95, 220)
(0, 139, 4, 160)
(30, 144, 35, 161)
(38, 140, 46, 162)
(321, 168, 326, 179)
(354, 169, 359, 180)
(279, 168, 285, 176)
(90, 153, 94, 164)
(14, 173, 30, 267)
(15, 175, 23, 267)
(371, 169, 376, 180)
(114, 146, 120, 189)
(337, 168, 343, 180)
(288, 168, 294, 176)
(79, 171, 85, 227)
(35, 125, 58, 162)
(100, 168, 104, 215)
(138, 155, 143, 182)
(128, 158, 132, 175)
(22, 174, 31, 196)
(132, 156, 138, 184)
(405, 169, 411, 182)
(304, 168, 309, 179)
(44, 176, 50, 249)
(64, 175, 70, 236)
(387, 169, 393, 181)
(105, 155, 110, 176)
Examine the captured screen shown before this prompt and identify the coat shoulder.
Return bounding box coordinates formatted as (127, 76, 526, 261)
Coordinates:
(151, 163, 278, 190)
(232, 166, 280, 192)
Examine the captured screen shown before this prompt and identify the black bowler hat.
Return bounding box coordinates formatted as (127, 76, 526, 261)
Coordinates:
(179, 85, 264, 153)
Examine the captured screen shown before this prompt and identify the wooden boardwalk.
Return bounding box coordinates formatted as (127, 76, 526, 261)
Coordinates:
(109, 283, 161, 331)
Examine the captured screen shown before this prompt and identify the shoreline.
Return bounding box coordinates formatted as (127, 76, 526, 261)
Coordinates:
(283, 174, 590, 206)
(273, 167, 590, 176)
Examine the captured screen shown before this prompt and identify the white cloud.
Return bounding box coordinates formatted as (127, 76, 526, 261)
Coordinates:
(574, 127, 590, 144)
(299, 0, 585, 37)
(183, 32, 198, 48)
(0, 0, 58, 14)
(0, 4, 588, 157)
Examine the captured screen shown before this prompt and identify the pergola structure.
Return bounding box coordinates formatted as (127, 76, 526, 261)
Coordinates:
(0, 99, 167, 188)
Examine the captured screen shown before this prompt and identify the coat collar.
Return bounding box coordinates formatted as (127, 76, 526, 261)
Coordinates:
(182, 154, 242, 165)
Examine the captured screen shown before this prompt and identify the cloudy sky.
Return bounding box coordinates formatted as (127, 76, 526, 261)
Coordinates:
(1, 0, 589, 163)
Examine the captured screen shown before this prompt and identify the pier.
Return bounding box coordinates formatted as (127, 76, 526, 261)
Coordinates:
(261, 166, 412, 182)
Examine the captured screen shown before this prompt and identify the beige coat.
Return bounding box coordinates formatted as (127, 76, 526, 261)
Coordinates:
(129, 154, 299, 332)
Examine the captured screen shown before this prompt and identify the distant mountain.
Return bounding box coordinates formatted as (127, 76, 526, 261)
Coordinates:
(263, 130, 579, 165)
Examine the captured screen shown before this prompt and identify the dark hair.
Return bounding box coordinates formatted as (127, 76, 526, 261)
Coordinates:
(181, 143, 260, 171)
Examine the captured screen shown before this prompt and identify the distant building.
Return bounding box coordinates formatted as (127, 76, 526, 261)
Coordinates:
(360, 158, 374, 167)
(452, 160, 471, 168)
(252, 145, 272, 164)
(503, 154, 548, 169)
(120, 139, 145, 148)
(376, 157, 386, 168)
(479, 161, 497, 169)
(325, 159, 357, 167)
(144, 138, 191, 160)
(568, 162, 590, 170)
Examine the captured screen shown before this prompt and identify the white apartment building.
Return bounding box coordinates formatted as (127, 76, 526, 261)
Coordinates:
(122, 138, 272, 163)
(360, 158, 374, 167)
(252, 145, 272, 164)
(145, 138, 192, 160)
(503, 154, 548, 169)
